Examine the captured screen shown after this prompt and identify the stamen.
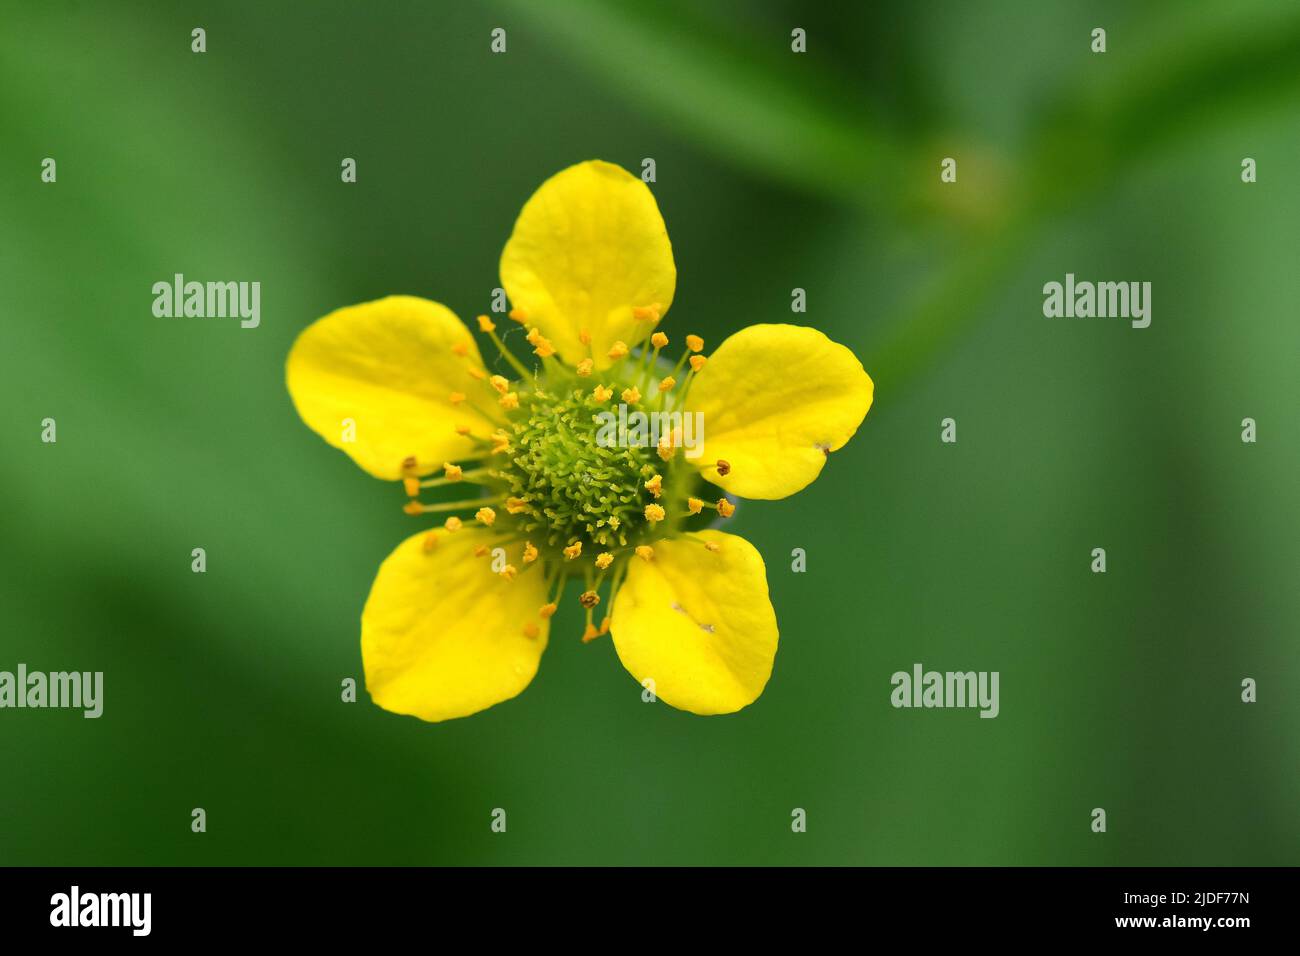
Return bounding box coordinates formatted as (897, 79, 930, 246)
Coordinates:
(644, 503, 666, 523)
(508, 308, 528, 323)
(644, 474, 663, 498)
(500, 564, 518, 581)
(476, 507, 497, 526)
(658, 376, 676, 392)
(477, 314, 496, 333)
(401, 455, 419, 474)
(474, 545, 490, 557)
(595, 552, 613, 570)
(689, 355, 707, 372)
(449, 391, 467, 405)
(444, 516, 463, 532)
(538, 602, 557, 619)
(715, 459, 731, 477)
(607, 341, 629, 360)
(632, 304, 661, 322)
(686, 334, 704, 352)
(703, 541, 722, 553)
(592, 384, 613, 403)
(421, 531, 439, 553)
(650, 332, 669, 349)
(444, 463, 463, 481)
(563, 541, 583, 560)
(636, 545, 655, 561)
(490, 375, 510, 394)
(576, 358, 594, 377)
(579, 328, 592, 346)
(403, 477, 421, 498)
(522, 622, 540, 639)
(523, 541, 539, 563)
(621, 386, 641, 404)
(687, 497, 704, 515)
(579, 590, 600, 609)
(506, 496, 529, 515)
(451, 342, 469, 357)
(657, 433, 676, 461)
(717, 498, 735, 518)
(499, 392, 520, 411)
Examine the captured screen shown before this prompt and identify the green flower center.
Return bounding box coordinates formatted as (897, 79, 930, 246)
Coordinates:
(497, 384, 659, 550)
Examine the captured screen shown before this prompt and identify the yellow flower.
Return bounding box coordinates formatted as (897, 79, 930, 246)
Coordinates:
(286, 160, 873, 722)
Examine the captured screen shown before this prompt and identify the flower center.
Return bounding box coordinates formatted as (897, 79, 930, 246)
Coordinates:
(498, 385, 658, 550)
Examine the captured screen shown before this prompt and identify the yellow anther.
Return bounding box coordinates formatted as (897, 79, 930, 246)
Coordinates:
(489, 374, 510, 394)
(579, 590, 601, 609)
(421, 531, 439, 553)
(581, 623, 601, 643)
(455, 424, 472, 436)
(576, 358, 594, 377)
(621, 386, 641, 404)
(644, 474, 663, 498)
(563, 541, 583, 560)
(444, 516, 463, 532)
(658, 376, 676, 392)
(715, 459, 731, 477)
(644, 503, 665, 523)
(476, 507, 496, 526)
(499, 392, 520, 410)
(490, 429, 511, 454)
(689, 355, 707, 372)
(538, 602, 557, 619)
(607, 515, 621, 530)
(523, 622, 540, 639)
(533, 337, 556, 358)
(508, 307, 528, 323)
(403, 477, 421, 498)
(704, 541, 721, 553)
(525, 327, 542, 346)
(717, 498, 735, 518)
(451, 341, 469, 357)
(579, 328, 592, 345)
(607, 341, 629, 360)
(686, 334, 704, 352)
(449, 390, 467, 405)
(500, 564, 518, 581)
(599, 616, 611, 635)
(632, 304, 661, 321)
(657, 433, 677, 461)
(474, 545, 490, 557)
(687, 497, 704, 515)
(401, 455, 419, 474)
(650, 331, 669, 349)
(522, 541, 539, 563)
(595, 552, 613, 570)
(444, 463, 463, 481)
(592, 384, 613, 402)
(476, 314, 496, 333)
(467, 366, 487, 380)
(636, 545, 655, 562)
(402, 501, 423, 516)
(506, 496, 529, 515)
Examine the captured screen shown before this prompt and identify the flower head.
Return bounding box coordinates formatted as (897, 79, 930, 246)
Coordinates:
(286, 160, 873, 721)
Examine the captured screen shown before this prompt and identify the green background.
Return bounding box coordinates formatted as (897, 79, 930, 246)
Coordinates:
(2, 0, 1296, 865)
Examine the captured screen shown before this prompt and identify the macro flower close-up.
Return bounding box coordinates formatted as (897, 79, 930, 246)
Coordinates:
(287, 159, 874, 722)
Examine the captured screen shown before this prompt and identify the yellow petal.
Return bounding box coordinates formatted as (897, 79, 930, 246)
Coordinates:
(362, 528, 549, 722)
(687, 324, 873, 499)
(287, 296, 496, 480)
(610, 530, 777, 715)
(499, 160, 676, 369)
